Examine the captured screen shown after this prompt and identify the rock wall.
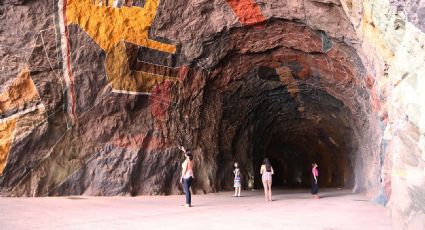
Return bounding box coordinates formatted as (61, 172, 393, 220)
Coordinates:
(0, 0, 424, 228)
(338, 1, 425, 229)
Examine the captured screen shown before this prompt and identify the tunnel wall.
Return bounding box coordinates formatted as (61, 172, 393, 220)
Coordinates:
(338, 1, 425, 228)
(0, 0, 424, 228)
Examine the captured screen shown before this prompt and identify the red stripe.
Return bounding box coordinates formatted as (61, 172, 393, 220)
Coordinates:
(226, 0, 266, 25)
(62, 0, 77, 121)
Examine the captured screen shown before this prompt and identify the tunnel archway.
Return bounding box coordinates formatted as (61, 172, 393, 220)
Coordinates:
(186, 20, 376, 193)
(215, 65, 359, 190)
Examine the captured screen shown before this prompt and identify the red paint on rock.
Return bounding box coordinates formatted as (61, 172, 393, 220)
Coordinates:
(112, 134, 145, 148)
(226, 0, 266, 26)
(150, 80, 174, 120)
(294, 61, 311, 80)
(370, 84, 381, 112)
(111, 133, 169, 151)
(179, 65, 189, 83)
(365, 75, 375, 88)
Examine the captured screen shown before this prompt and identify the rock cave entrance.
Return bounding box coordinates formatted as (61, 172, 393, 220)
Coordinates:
(216, 66, 359, 190)
(186, 20, 376, 193)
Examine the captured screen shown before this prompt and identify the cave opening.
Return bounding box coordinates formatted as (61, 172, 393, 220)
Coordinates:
(185, 20, 374, 194)
(216, 65, 360, 191)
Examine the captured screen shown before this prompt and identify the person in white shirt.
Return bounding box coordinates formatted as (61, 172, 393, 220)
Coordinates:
(179, 146, 194, 207)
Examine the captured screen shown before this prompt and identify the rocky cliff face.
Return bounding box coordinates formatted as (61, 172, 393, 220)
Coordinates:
(0, 0, 424, 228)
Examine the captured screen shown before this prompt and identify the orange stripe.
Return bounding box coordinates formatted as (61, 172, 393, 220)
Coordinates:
(226, 0, 266, 25)
(0, 118, 17, 175)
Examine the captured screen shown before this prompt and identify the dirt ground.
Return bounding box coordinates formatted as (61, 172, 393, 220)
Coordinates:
(0, 188, 392, 230)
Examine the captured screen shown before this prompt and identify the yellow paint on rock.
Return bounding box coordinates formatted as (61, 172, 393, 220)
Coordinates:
(0, 118, 17, 175)
(105, 42, 177, 93)
(276, 66, 306, 113)
(66, 0, 176, 53)
(0, 68, 40, 114)
(276, 66, 300, 96)
(93, 0, 114, 7)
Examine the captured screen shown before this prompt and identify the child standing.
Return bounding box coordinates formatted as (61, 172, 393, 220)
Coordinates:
(233, 162, 241, 197)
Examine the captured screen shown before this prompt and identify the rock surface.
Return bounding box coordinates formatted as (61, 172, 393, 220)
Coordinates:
(0, 0, 424, 228)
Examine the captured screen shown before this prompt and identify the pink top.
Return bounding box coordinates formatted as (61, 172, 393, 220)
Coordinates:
(312, 167, 318, 177)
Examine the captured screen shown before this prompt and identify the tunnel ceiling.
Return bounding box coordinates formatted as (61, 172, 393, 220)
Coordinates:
(0, 0, 383, 197)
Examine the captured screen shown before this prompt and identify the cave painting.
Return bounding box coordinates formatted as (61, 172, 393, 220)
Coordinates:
(226, 0, 266, 25)
(276, 66, 299, 96)
(276, 66, 305, 112)
(0, 118, 17, 175)
(0, 68, 40, 115)
(105, 42, 178, 93)
(63, 0, 269, 95)
(65, 0, 176, 53)
(65, 0, 177, 94)
(0, 69, 44, 174)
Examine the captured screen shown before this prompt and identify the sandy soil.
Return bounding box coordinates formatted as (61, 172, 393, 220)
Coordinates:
(0, 188, 392, 230)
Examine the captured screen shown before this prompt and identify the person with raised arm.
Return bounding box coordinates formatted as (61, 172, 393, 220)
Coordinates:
(179, 146, 195, 207)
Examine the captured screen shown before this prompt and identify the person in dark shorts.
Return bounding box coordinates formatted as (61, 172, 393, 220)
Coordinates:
(311, 163, 319, 199)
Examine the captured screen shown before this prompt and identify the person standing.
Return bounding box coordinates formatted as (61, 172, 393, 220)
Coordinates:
(260, 158, 274, 202)
(311, 163, 319, 199)
(179, 146, 194, 207)
(233, 162, 241, 197)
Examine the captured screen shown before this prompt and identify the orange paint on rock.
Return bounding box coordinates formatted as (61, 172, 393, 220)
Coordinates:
(276, 66, 300, 97)
(0, 68, 40, 114)
(226, 0, 266, 25)
(105, 42, 177, 93)
(0, 118, 17, 175)
(65, 0, 176, 53)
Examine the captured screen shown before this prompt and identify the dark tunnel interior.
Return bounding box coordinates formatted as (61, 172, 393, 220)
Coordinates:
(217, 66, 358, 190)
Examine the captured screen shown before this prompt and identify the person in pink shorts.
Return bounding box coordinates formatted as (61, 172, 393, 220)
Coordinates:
(260, 158, 274, 202)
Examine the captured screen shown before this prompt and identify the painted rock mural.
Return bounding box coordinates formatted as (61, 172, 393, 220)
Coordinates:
(0, 0, 424, 228)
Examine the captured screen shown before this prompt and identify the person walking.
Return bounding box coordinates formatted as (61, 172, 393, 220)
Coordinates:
(311, 163, 319, 199)
(233, 162, 241, 197)
(260, 158, 274, 202)
(179, 146, 194, 207)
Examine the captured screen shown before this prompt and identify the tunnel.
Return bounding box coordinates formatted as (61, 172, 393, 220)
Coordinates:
(217, 66, 357, 190)
(180, 20, 375, 193)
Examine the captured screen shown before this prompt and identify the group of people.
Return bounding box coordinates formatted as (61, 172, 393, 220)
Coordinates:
(178, 146, 320, 207)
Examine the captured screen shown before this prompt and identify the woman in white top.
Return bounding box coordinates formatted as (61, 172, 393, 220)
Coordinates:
(260, 158, 274, 202)
(233, 162, 241, 197)
(179, 146, 194, 207)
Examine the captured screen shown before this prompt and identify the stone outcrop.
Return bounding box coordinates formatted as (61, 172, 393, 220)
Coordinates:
(0, 0, 424, 228)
